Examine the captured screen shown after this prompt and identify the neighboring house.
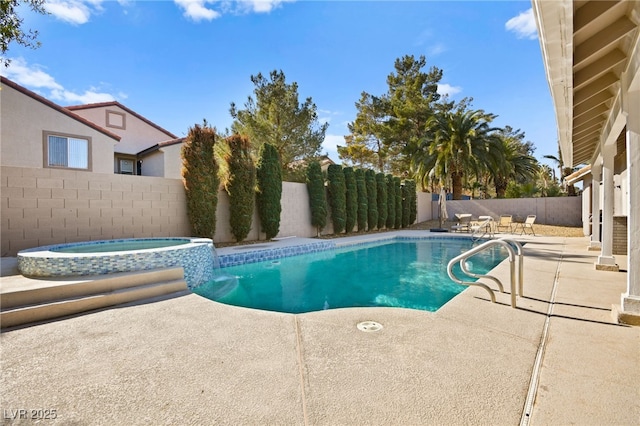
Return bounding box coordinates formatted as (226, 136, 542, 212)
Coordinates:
(1, 77, 121, 174)
(1, 77, 184, 178)
(533, 0, 639, 323)
(67, 102, 182, 178)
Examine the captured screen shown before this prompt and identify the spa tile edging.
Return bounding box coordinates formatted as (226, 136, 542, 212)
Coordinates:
(17, 238, 215, 290)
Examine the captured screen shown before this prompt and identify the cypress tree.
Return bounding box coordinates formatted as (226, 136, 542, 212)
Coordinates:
(225, 134, 255, 242)
(365, 169, 378, 230)
(386, 174, 396, 229)
(355, 169, 368, 232)
(376, 172, 388, 229)
(305, 161, 327, 236)
(401, 181, 410, 228)
(343, 167, 357, 233)
(256, 143, 282, 239)
(181, 121, 219, 238)
(327, 164, 346, 234)
(406, 179, 417, 225)
(394, 176, 402, 229)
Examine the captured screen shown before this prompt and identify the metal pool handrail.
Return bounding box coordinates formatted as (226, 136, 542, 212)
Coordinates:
(447, 238, 524, 308)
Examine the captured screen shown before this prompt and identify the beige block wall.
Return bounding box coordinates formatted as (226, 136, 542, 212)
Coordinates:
(5, 164, 584, 257)
(436, 196, 583, 226)
(1, 166, 190, 256)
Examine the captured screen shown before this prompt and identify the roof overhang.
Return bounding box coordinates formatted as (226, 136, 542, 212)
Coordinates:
(532, 0, 640, 167)
(565, 164, 592, 185)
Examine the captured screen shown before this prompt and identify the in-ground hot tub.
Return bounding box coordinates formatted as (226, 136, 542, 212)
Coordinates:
(17, 237, 216, 289)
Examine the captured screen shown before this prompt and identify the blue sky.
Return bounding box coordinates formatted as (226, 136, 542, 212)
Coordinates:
(3, 0, 559, 168)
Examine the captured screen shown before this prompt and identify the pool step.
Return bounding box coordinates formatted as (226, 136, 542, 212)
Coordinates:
(0, 268, 187, 329)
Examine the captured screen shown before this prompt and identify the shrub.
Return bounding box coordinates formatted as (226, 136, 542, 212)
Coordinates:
(256, 143, 282, 239)
(394, 176, 402, 229)
(327, 164, 346, 234)
(405, 179, 417, 225)
(305, 161, 327, 236)
(365, 169, 378, 230)
(401, 181, 410, 228)
(181, 122, 219, 238)
(386, 174, 396, 229)
(355, 168, 368, 232)
(343, 167, 357, 233)
(225, 134, 255, 242)
(376, 172, 388, 229)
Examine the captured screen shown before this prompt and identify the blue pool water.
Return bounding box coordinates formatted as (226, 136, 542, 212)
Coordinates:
(194, 238, 509, 314)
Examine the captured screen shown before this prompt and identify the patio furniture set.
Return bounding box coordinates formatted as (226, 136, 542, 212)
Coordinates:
(450, 214, 536, 236)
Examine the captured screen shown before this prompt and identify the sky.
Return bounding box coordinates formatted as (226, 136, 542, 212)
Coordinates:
(2, 0, 560, 169)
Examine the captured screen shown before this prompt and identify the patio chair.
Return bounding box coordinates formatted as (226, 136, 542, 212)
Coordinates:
(516, 215, 537, 236)
(470, 216, 494, 237)
(496, 215, 513, 233)
(451, 214, 472, 232)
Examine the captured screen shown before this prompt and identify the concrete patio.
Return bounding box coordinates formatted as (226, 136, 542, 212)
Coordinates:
(1, 232, 638, 425)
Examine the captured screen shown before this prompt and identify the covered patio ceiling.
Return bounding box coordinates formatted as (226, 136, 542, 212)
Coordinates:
(533, 0, 640, 167)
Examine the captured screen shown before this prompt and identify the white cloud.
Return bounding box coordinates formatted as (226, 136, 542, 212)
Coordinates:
(1, 58, 63, 90)
(437, 83, 462, 96)
(2, 57, 118, 105)
(44, 0, 105, 25)
(174, 0, 293, 21)
(505, 8, 538, 40)
(240, 0, 292, 14)
(318, 109, 340, 125)
(428, 43, 447, 57)
(175, 0, 220, 22)
(50, 88, 115, 104)
(321, 134, 345, 163)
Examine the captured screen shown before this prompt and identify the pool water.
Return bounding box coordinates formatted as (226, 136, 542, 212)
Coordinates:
(51, 239, 190, 253)
(194, 238, 509, 314)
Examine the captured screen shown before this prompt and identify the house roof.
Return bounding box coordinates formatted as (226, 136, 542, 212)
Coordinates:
(67, 101, 178, 140)
(137, 137, 185, 157)
(1, 77, 121, 142)
(532, 0, 639, 167)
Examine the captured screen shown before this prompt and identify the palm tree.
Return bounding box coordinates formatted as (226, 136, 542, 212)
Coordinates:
(411, 108, 500, 200)
(490, 135, 539, 198)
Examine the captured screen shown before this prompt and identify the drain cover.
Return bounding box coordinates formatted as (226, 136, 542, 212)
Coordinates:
(357, 321, 383, 332)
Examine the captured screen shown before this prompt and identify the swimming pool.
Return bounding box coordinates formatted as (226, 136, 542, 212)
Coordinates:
(193, 238, 509, 314)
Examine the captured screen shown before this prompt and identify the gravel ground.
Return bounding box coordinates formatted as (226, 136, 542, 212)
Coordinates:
(409, 219, 585, 237)
(217, 219, 584, 248)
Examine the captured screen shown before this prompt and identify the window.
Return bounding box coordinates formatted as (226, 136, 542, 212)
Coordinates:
(119, 159, 134, 174)
(45, 134, 89, 170)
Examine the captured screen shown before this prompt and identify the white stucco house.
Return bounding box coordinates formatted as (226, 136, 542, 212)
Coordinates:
(532, 0, 639, 323)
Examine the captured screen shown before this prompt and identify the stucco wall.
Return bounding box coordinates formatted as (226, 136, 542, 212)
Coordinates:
(70, 105, 174, 155)
(161, 143, 184, 180)
(1, 83, 117, 174)
(140, 150, 165, 178)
